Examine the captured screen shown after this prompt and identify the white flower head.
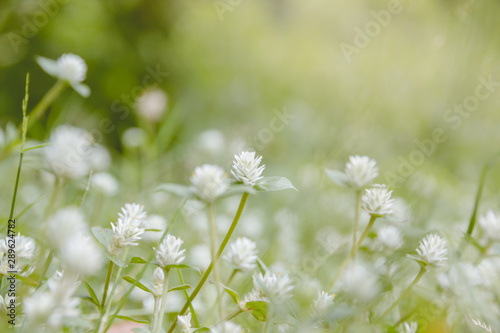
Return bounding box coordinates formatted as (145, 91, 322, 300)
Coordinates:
(362, 185, 394, 217)
(399, 322, 418, 333)
(251, 271, 294, 303)
(416, 233, 448, 268)
(198, 129, 225, 155)
(211, 321, 244, 333)
(479, 210, 500, 241)
(375, 225, 403, 252)
(345, 155, 378, 189)
(0, 233, 36, 259)
(47, 207, 87, 249)
(177, 312, 194, 333)
(91, 172, 119, 196)
(61, 233, 104, 276)
(118, 203, 148, 223)
(156, 234, 186, 268)
(190, 164, 229, 202)
(223, 237, 258, 273)
(110, 216, 145, 255)
(44, 125, 94, 179)
(337, 264, 380, 302)
(152, 267, 165, 297)
(36, 53, 90, 97)
(136, 89, 168, 122)
(231, 151, 265, 186)
(312, 291, 335, 314)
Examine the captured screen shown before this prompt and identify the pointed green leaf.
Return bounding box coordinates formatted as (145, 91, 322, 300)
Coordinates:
(406, 254, 429, 268)
(245, 301, 267, 321)
(193, 328, 211, 332)
(256, 258, 269, 275)
(254, 177, 297, 192)
(123, 276, 153, 295)
(13, 273, 38, 287)
(79, 296, 100, 308)
(164, 264, 201, 274)
(112, 315, 150, 325)
(325, 169, 349, 187)
(83, 280, 101, 310)
(155, 183, 194, 198)
(168, 284, 191, 292)
(130, 257, 151, 264)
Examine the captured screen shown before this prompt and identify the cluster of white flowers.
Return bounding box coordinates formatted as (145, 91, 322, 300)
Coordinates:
(231, 151, 265, 186)
(416, 233, 448, 268)
(110, 203, 148, 255)
(156, 234, 186, 268)
(362, 185, 394, 217)
(223, 237, 258, 273)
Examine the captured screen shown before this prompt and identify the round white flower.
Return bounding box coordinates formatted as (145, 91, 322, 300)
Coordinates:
(416, 233, 448, 268)
(136, 89, 168, 122)
(375, 225, 403, 252)
(91, 172, 119, 196)
(118, 203, 148, 222)
(223, 237, 258, 273)
(177, 313, 194, 333)
(47, 207, 87, 249)
(190, 164, 229, 202)
(56, 53, 87, 83)
(61, 233, 104, 276)
(110, 215, 145, 255)
(345, 155, 378, 189)
(156, 234, 186, 268)
(231, 151, 265, 186)
(337, 264, 380, 302)
(251, 271, 293, 303)
(361, 185, 394, 217)
(479, 210, 500, 241)
(312, 291, 335, 314)
(198, 129, 225, 155)
(122, 127, 147, 148)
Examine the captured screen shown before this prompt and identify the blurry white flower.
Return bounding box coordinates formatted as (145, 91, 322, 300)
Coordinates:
(152, 267, 165, 297)
(142, 214, 167, 243)
(110, 216, 145, 255)
(375, 225, 403, 252)
(251, 271, 293, 303)
(122, 127, 147, 148)
(223, 237, 258, 273)
(198, 129, 225, 155)
(136, 89, 168, 122)
(156, 235, 185, 268)
(118, 203, 148, 222)
(231, 151, 265, 186)
(0, 233, 35, 259)
(416, 234, 448, 268)
(478, 258, 500, 288)
(337, 264, 380, 302)
(177, 312, 194, 333)
(345, 155, 378, 189)
(92, 172, 119, 196)
(88, 145, 111, 171)
(36, 53, 90, 97)
(399, 322, 418, 333)
(190, 164, 228, 202)
(312, 291, 335, 314)
(190, 244, 212, 269)
(47, 207, 87, 248)
(211, 321, 244, 333)
(362, 185, 394, 217)
(479, 210, 500, 241)
(61, 233, 104, 275)
(0, 123, 18, 147)
(44, 125, 93, 179)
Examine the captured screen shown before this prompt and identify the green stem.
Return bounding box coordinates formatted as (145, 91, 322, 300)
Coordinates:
(151, 296, 161, 333)
(225, 309, 242, 322)
(28, 80, 66, 130)
(167, 192, 250, 333)
(376, 267, 426, 321)
(177, 268, 200, 327)
(327, 215, 377, 291)
(352, 190, 362, 261)
(466, 165, 488, 236)
(101, 261, 114, 309)
(209, 202, 225, 325)
(154, 269, 171, 333)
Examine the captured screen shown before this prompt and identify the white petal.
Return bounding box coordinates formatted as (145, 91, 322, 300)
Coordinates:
(36, 56, 59, 77)
(71, 83, 91, 97)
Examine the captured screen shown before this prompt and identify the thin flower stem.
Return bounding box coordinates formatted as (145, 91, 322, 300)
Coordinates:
(27, 80, 66, 130)
(151, 296, 161, 333)
(327, 215, 377, 291)
(154, 269, 171, 333)
(209, 202, 225, 325)
(177, 268, 200, 327)
(167, 192, 250, 333)
(352, 190, 362, 261)
(225, 309, 243, 322)
(376, 267, 426, 322)
(101, 261, 114, 309)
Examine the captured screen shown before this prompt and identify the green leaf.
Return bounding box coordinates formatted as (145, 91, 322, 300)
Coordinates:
(325, 169, 349, 188)
(406, 254, 429, 268)
(245, 301, 267, 321)
(112, 315, 150, 325)
(254, 177, 297, 192)
(193, 328, 211, 332)
(144, 229, 162, 232)
(168, 284, 191, 292)
(209, 282, 240, 305)
(130, 256, 151, 264)
(79, 296, 100, 308)
(123, 276, 153, 295)
(92, 226, 128, 267)
(222, 184, 257, 197)
(256, 258, 269, 275)
(83, 280, 101, 310)
(155, 183, 194, 198)
(164, 264, 201, 274)
(13, 274, 39, 287)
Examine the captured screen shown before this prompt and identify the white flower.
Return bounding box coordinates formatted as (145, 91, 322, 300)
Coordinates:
(345, 155, 378, 189)
(36, 53, 90, 97)
(88, 145, 111, 171)
(416, 234, 448, 268)
(61, 233, 104, 275)
(375, 225, 403, 252)
(156, 235, 185, 268)
(44, 125, 93, 179)
(190, 164, 229, 202)
(91, 172, 119, 196)
(122, 127, 147, 148)
(177, 313, 194, 333)
(47, 207, 87, 249)
(312, 291, 335, 314)
(0, 233, 35, 259)
(110, 216, 145, 255)
(211, 321, 244, 333)
(152, 267, 165, 297)
(223, 237, 258, 273)
(198, 129, 225, 155)
(479, 210, 500, 241)
(118, 203, 148, 222)
(142, 215, 167, 243)
(136, 89, 168, 122)
(362, 185, 394, 217)
(399, 322, 418, 333)
(251, 271, 293, 303)
(231, 151, 265, 186)
(337, 264, 380, 302)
